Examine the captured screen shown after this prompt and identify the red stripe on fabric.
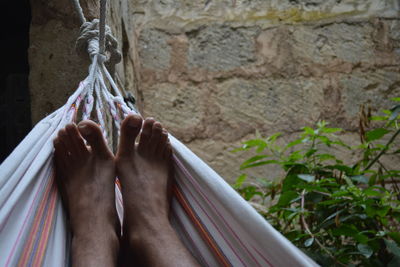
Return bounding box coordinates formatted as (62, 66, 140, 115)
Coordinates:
(17, 172, 54, 266)
(173, 156, 244, 265)
(173, 184, 231, 267)
(251, 244, 275, 267)
(33, 180, 58, 266)
(174, 155, 268, 267)
(171, 208, 210, 267)
(4, 169, 50, 267)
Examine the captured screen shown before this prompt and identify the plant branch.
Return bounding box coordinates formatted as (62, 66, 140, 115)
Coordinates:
(300, 190, 335, 259)
(377, 160, 400, 193)
(364, 128, 400, 171)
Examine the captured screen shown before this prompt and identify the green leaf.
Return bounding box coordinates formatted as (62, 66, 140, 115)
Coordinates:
(267, 133, 282, 143)
(376, 206, 391, 217)
(322, 127, 342, 133)
(238, 139, 267, 152)
(233, 174, 247, 189)
(288, 151, 304, 162)
(332, 225, 358, 237)
(368, 173, 377, 186)
(326, 165, 354, 175)
(392, 97, 400, 102)
(355, 234, 369, 244)
(286, 138, 303, 148)
(388, 232, 400, 245)
(318, 199, 346, 205)
(240, 160, 280, 170)
(366, 128, 390, 142)
(305, 149, 317, 158)
(304, 237, 314, 247)
(363, 187, 383, 197)
(282, 173, 304, 191)
(320, 210, 343, 225)
(370, 115, 388, 121)
(317, 135, 331, 145)
(286, 164, 309, 175)
(385, 239, 400, 257)
(303, 127, 315, 135)
(357, 244, 373, 258)
(240, 155, 270, 167)
(297, 174, 315, 183)
(277, 191, 298, 206)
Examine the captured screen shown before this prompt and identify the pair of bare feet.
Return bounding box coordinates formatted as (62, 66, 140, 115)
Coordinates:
(53, 115, 198, 267)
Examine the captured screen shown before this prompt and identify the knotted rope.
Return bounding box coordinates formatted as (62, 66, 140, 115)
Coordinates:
(72, 0, 121, 65)
(75, 19, 121, 65)
(70, 0, 136, 129)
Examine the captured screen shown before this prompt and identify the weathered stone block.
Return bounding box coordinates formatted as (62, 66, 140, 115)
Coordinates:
(292, 23, 375, 64)
(142, 82, 206, 142)
(215, 78, 324, 136)
(187, 25, 259, 71)
(139, 28, 172, 70)
(339, 70, 400, 124)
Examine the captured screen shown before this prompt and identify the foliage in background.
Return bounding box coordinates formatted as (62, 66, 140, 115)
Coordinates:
(233, 98, 400, 266)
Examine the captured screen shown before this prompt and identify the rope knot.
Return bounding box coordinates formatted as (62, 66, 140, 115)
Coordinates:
(75, 19, 122, 65)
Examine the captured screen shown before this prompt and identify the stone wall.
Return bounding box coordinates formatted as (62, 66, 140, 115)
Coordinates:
(30, 0, 400, 182)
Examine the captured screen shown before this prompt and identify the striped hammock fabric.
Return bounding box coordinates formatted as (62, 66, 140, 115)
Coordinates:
(0, 54, 317, 267)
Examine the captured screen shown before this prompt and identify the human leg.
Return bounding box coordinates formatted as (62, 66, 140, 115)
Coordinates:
(116, 115, 199, 267)
(53, 121, 119, 267)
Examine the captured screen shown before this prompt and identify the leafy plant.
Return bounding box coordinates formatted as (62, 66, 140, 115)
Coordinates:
(233, 98, 400, 266)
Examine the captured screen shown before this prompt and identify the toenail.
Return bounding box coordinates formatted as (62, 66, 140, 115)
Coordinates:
(78, 124, 92, 135)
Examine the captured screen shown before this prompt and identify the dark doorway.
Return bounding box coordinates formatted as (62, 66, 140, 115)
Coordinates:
(0, 1, 32, 162)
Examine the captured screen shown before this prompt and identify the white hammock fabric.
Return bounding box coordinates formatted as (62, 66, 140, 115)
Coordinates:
(0, 55, 317, 267)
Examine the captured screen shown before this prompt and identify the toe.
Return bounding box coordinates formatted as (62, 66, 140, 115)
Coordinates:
(65, 124, 89, 157)
(156, 129, 169, 156)
(57, 129, 73, 155)
(148, 122, 163, 155)
(77, 120, 113, 159)
(138, 118, 155, 154)
(53, 137, 67, 170)
(163, 140, 173, 160)
(117, 114, 143, 157)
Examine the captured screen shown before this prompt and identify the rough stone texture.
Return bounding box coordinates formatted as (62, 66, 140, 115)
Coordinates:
(30, 0, 400, 182)
(139, 29, 172, 70)
(187, 26, 259, 71)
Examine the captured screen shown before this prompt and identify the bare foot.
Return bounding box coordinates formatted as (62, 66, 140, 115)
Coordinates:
(116, 116, 171, 232)
(116, 115, 199, 266)
(53, 121, 119, 267)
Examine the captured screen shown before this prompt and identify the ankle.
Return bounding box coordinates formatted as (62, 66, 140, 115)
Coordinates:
(72, 216, 120, 239)
(126, 218, 172, 246)
(71, 228, 120, 266)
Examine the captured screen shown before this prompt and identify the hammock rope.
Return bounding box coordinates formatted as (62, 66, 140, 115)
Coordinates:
(71, 0, 86, 24)
(74, 0, 121, 68)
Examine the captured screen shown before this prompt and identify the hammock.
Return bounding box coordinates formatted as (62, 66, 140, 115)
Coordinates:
(0, 1, 318, 266)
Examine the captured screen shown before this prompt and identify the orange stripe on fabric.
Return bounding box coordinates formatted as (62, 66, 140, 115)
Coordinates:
(172, 184, 230, 267)
(33, 180, 58, 266)
(17, 171, 55, 266)
(115, 178, 121, 190)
